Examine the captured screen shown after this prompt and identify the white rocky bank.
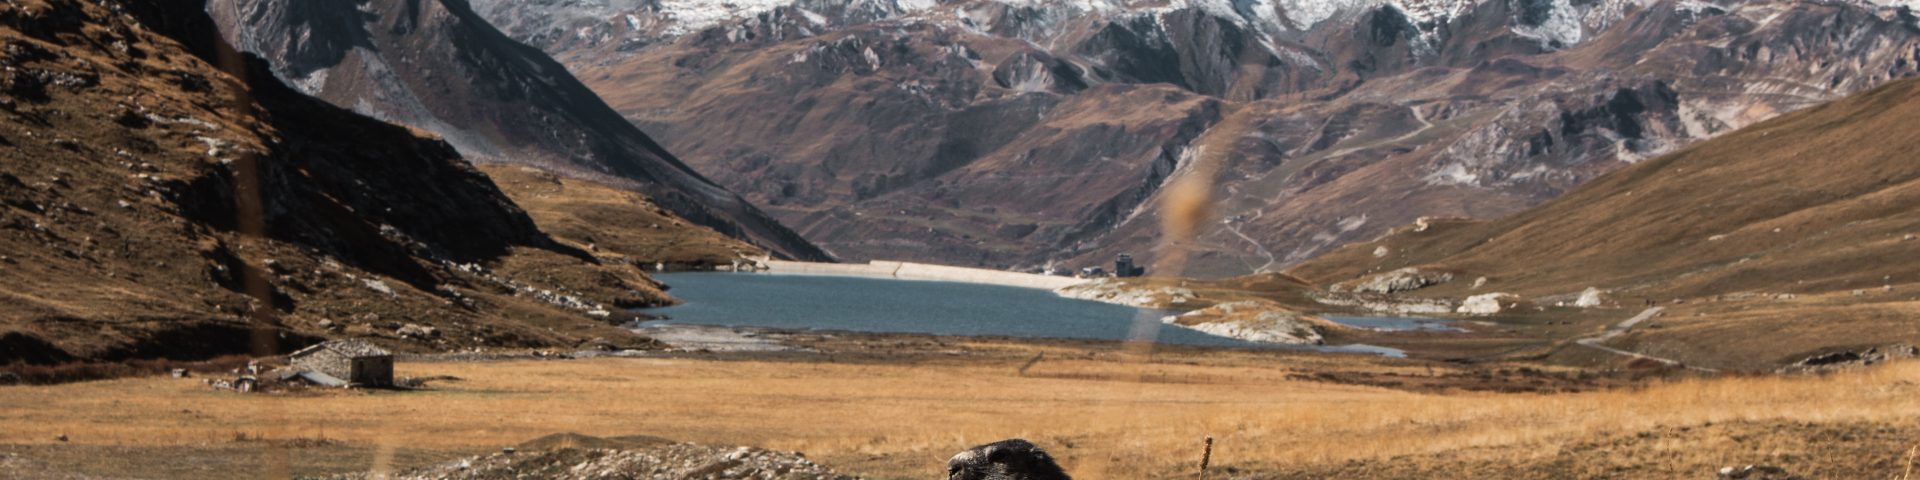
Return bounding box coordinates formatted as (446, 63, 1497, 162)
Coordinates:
(1162, 301, 1327, 345)
(1055, 278, 1196, 308)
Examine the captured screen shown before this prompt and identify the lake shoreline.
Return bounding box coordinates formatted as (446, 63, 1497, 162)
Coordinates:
(759, 259, 1091, 290)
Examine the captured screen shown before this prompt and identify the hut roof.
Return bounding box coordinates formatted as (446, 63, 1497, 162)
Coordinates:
(291, 339, 391, 359)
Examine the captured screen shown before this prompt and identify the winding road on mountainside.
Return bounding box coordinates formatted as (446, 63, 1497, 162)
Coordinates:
(1575, 307, 1718, 372)
(1221, 200, 1279, 273)
(1218, 102, 1439, 274)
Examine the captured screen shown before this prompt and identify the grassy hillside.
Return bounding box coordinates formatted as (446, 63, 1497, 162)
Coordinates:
(479, 165, 765, 269)
(1289, 76, 1920, 367)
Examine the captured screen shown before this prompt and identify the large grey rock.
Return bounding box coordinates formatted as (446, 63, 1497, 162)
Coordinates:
(1573, 287, 1606, 308)
(1354, 268, 1453, 294)
(1458, 293, 1520, 315)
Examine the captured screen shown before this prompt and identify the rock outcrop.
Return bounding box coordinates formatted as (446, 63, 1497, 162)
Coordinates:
(346, 443, 851, 480)
(1350, 268, 1453, 294)
(1573, 287, 1606, 308)
(1163, 301, 1328, 345)
(1784, 345, 1920, 373)
(1056, 279, 1196, 309)
(1457, 293, 1521, 315)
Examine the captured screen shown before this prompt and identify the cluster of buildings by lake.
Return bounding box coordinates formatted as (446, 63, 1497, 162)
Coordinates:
(1057, 253, 1146, 279)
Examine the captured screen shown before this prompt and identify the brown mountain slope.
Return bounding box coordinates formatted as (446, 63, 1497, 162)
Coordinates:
(1289, 75, 1920, 368)
(479, 164, 766, 268)
(205, 0, 829, 261)
(0, 0, 664, 365)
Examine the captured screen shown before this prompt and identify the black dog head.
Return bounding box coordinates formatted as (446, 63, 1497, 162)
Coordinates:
(947, 439, 1071, 480)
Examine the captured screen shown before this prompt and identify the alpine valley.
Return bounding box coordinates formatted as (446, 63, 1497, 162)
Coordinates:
(471, 0, 1920, 276)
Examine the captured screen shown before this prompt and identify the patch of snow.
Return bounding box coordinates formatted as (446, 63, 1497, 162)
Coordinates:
(1336, 214, 1369, 232)
(654, 0, 805, 35)
(896, 0, 939, 12)
(1272, 44, 1324, 70)
(1510, 0, 1583, 49)
(1278, 0, 1375, 29)
(797, 8, 829, 25)
(1394, 0, 1476, 25)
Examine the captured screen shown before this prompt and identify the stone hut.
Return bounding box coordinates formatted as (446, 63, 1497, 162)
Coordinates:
(289, 339, 393, 387)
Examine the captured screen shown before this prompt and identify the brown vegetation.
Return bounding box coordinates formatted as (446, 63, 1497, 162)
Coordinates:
(0, 345, 1916, 478)
(479, 164, 764, 269)
(1289, 76, 1920, 370)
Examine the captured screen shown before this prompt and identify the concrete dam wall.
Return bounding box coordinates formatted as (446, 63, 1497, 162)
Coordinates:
(762, 260, 1091, 291)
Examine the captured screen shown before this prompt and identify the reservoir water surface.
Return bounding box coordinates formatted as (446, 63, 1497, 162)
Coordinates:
(642, 272, 1408, 356)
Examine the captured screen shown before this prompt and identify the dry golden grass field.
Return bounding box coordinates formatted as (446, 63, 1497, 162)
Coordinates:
(3, 343, 1919, 479)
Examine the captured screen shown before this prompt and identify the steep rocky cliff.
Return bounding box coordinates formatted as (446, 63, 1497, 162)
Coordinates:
(472, 0, 1920, 276)
(205, 0, 830, 261)
(0, 0, 665, 364)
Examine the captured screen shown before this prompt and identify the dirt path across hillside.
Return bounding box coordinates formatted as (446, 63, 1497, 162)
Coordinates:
(1575, 307, 1717, 372)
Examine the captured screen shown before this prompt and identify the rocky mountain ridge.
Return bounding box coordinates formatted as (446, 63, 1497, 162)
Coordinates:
(205, 0, 831, 261)
(473, 0, 1920, 276)
(0, 0, 670, 364)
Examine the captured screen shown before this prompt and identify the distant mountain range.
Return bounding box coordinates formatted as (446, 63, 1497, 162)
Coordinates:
(205, 0, 830, 261)
(470, 0, 1920, 276)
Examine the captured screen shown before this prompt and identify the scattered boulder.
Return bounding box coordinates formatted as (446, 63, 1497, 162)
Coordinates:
(1352, 267, 1453, 294)
(1372, 246, 1389, 257)
(1573, 287, 1606, 308)
(397, 323, 439, 339)
(577, 337, 617, 351)
(1471, 276, 1488, 289)
(1786, 344, 1920, 372)
(355, 441, 851, 479)
(362, 278, 395, 296)
(1457, 293, 1520, 315)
